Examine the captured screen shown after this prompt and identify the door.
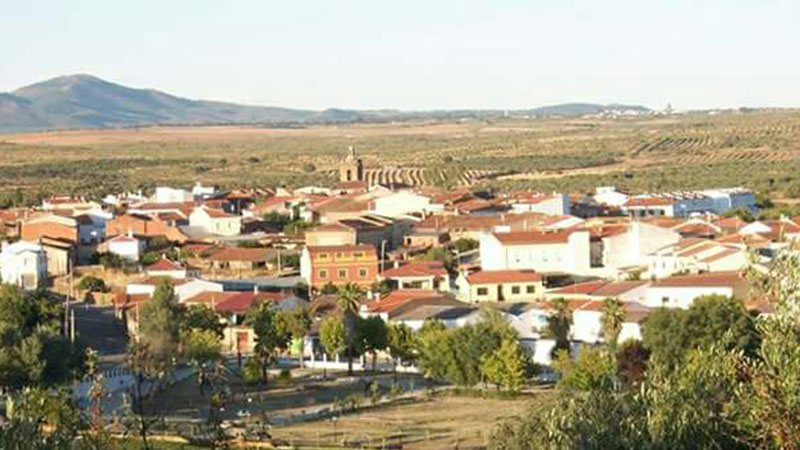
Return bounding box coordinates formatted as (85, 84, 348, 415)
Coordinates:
(236, 331, 250, 353)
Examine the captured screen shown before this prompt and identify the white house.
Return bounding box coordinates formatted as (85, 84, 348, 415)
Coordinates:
(496, 299, 649, 366)
(189, 206, 242, 237)
(175, 279, 224, 302)
(369, 190, 439, 218)
(647, 239, 748, 279)
(145, 258, 189, 279)
(594, 186, 629, 207)
(594, 221, 681, 278)
(643, 271, 748, 309)
(191, 182, 216, 199)
(507, 193, 571, 216)
(479, 229, 591, 275)
(456, 269, 545, 303)
(152, 187, 194, 204)
(107, 233, 145, 261)
(546, 279, 650, 304)
(0, 241, 48, 290)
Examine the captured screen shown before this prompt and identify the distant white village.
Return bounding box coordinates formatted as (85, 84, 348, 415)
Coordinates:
(0, 147, 786, 369)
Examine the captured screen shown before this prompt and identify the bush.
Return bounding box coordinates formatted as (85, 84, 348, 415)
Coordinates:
(78, 275, 106, 293)
(243, 358, 263, 385)
(301, 162, 316, 173)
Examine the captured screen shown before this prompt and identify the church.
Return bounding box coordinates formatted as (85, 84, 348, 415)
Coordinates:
(339, 146, 364, 183)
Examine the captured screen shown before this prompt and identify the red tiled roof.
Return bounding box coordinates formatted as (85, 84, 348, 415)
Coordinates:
(214, 291, 290, 314)
(714, 216, 747, 230)
(493, 230, 572, 245)
(650, 271, 746, 288)
(366, 289, 443, 314)
(184, 291, 237, 305)
(381, 261, 447, 278)
(699, 247, 741, 263)
(146, 258, 184, 272)
(204, 208, 234, 218)
(549, 280, 648, 297)
(676, 242, 717, 257)
(109, 234, 138, 243)
(466, 270, 543, 284)
(624, 197, 675, 207)
(640, 217, 684, 229)
(674, 221, 720, 236)
(716, 233, 770, 247)
(761, 220, 800, 234)
(252, 196, 295, 210)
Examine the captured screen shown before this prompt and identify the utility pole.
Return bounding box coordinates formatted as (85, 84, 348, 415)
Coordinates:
(380, 240, 387, 273)
(65, 258, 72, 338)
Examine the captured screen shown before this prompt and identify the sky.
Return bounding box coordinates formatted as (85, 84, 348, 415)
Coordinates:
(1, 0, 799, 111)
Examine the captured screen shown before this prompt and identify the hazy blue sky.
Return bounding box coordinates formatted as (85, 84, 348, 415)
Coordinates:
(2, 0, 798, 110)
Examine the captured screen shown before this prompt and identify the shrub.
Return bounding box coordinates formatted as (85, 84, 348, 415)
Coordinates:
(78, 276, 106, 293)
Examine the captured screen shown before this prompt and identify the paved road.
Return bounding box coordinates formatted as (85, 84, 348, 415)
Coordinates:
(73, 303, 129, 363)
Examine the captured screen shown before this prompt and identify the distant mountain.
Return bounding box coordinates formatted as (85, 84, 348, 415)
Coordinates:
(0, 75, 652, 133)
(0, 74, 315, 132)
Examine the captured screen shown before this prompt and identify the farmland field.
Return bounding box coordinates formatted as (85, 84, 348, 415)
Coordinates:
(3, 109, 800, 202)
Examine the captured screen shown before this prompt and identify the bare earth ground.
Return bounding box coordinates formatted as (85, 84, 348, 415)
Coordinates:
(3, 111, 800, 199)
(151, 369, 533, 450)
(268, 394, 530, 450)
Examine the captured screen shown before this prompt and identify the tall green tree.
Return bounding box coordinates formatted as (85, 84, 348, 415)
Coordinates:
(182, 304, 225, 339)
(245, 302, 291, 383)
(600, 297, 625, 350)
(480, 338, 528, 393)
(0, 286, 83, 390)
(642, 295, 758, 367)
(137, 281, 182, 364)
(387, 322, 417, 366)
(358, 316, 388, 371)
(319, 315, 346, 361)
(337, 283, 365, 375)
(547, 297, 572, 356)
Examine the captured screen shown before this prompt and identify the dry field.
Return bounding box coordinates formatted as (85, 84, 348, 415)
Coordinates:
(269, 393, 531, 450)
(3, 110, 800, 202)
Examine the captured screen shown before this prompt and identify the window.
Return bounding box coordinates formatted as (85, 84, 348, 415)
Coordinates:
(318, 269, 328, 279)
(511, 286, 520, 295)
(354, 252, 364, 258)
(359, 268, 368, 278)
(318, 253, 328, 260)
(662, 296, 669, 304)
(526, 285, 536, 294)
(338, 269, 348, 279)
(336, 253, 344, 259)
(477, 287, 489, 296)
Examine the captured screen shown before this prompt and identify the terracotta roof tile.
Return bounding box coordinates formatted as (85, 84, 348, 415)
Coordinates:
(381, 261, 447, 278)
(493, 230, 572, 245)
(466, 270, 543, 284)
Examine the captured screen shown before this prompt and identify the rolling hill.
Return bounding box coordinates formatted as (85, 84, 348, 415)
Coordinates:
(0, 74, 652, 132)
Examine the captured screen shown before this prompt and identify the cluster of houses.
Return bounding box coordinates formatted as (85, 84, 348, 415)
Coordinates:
(0, 147, 785, 367)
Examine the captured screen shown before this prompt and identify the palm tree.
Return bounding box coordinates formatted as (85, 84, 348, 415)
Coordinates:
(600, 297, 625, 351)
(547, 297, 573, 356)
(337, 283, 365, 375)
